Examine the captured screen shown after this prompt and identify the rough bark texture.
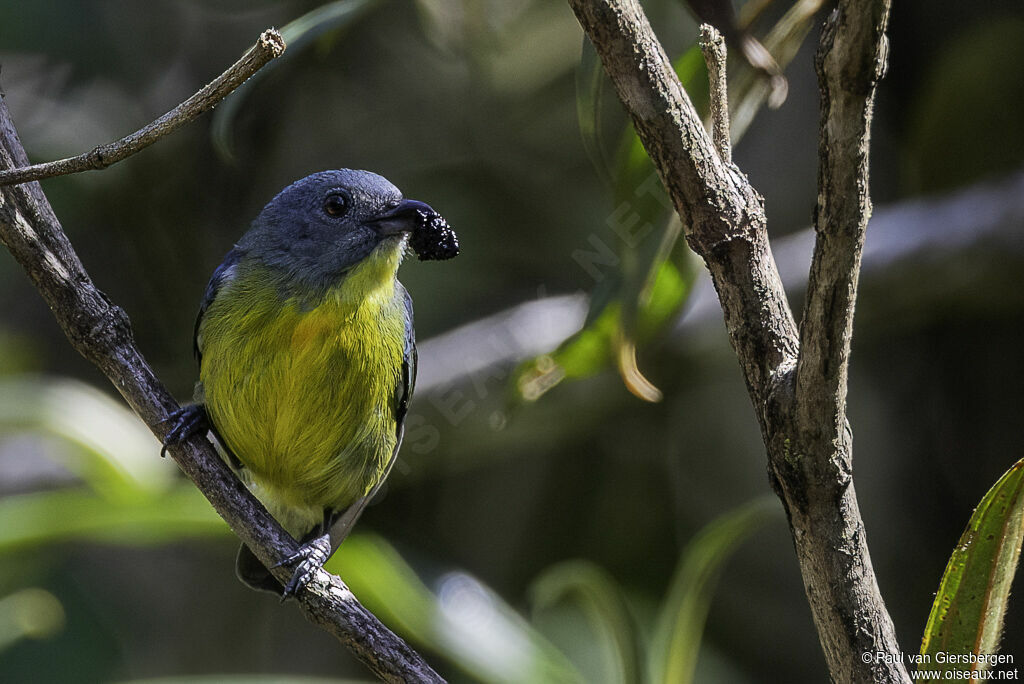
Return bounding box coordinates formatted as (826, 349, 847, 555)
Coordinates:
(772, 3, 900, 682)
(0, 55, 443, 684)
(568, 0, 799, 408)
(568, 0, 903, 681)
(699, 24, 731, 164)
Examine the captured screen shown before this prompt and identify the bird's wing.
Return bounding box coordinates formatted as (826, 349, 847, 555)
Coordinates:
(326, 284, 416, 550)
(193, 249, 242, 363)
(397, 282, 417, 423)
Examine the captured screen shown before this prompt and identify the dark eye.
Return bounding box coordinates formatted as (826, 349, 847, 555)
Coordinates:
(323, 193, 348, 217)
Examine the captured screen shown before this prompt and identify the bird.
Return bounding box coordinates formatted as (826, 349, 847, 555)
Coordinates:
(162, 169, 457, 597)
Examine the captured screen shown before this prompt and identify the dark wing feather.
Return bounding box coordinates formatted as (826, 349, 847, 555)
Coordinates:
(397, 282, 417, 426)
(194, 249, 242, 363)
(190, 249, 244, 471)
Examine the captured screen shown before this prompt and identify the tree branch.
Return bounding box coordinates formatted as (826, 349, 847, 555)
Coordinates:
(771, 3, 900, 681)
(414, 169, 1024, 393)
(567, 0, 798, 409)
(0, 29, 285, 187)
(0, 37, 442, 684)
(699, 23, 731, 164)
(567, 0, 906, 681)
(796, 1, 891, 433)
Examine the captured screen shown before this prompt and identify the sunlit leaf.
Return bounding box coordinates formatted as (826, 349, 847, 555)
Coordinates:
(513, 240, 698, 403)
(329, 534, 582, 684)
(0, 376, 175, 499)
(210, 0, 382, 160)
(0, 486, 224, 552)
(649, 498, 779, 684)
(530, 560, 642, 684)
(514, 303, 617, 401)
(918, 458, 1024, 681)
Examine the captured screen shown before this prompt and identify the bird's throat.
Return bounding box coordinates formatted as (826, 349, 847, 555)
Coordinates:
(331, 238, 404, 311)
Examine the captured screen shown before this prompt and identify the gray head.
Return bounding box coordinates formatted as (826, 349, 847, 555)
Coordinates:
(236, 169, 434, 291)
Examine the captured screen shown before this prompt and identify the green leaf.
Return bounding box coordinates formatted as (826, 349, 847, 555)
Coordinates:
(918, 458, 1024, 680)
(0, 376, 226, 552)
(576, 36, 615, 188)
(512, 47, 706, 403)
(116, 677, 360, 684)
(649, 498, 779, 684)
(0, 486, 225, 552)
(530, 560, 642, 684)
(328, 534, 582, 684)
(512, 244, 698, 403)
(210, 0, 382, 160)
(515, 3, 824, 403)
(0, 376, 176, 499)
(514, 303, 617, 401)
(609, 44, 704, 338)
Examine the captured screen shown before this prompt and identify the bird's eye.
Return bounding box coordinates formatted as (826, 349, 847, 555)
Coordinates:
(323, 193, 348, 217)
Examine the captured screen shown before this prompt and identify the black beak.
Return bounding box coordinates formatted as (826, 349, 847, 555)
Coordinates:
(369, 199, 435, 237)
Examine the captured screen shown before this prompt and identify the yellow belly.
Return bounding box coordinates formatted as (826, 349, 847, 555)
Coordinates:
(197, 256, 406, 529)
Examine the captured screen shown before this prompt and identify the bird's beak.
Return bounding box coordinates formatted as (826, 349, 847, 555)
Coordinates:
(369, 199, 435, 237)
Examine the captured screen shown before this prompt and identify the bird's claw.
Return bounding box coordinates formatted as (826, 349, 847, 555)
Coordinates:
(160, 404, 209, 457)
(276, 534, 332, 600)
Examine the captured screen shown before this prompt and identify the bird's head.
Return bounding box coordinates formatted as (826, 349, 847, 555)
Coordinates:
(237, 169, 435, 292)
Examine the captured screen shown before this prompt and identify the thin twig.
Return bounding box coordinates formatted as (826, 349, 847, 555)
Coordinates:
(567, 1, 906, 681)
(699, 23, 731, 164)
(0, 35, 443, 683)
(0, 29, 286, 187)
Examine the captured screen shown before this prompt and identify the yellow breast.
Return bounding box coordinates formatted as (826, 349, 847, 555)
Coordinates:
(197, 247, 407, 529)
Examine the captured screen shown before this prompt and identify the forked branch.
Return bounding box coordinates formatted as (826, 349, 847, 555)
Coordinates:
(567, 0, 901, 681)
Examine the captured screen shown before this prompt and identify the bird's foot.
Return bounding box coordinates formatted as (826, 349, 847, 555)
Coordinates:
(275, 533, 332, 600)
(160, 404, 209, 457)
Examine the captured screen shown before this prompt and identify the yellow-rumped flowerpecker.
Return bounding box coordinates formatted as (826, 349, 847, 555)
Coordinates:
(163, 169, 458, 597)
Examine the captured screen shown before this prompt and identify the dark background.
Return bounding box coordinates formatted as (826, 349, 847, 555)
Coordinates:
(1, 0, 1023, 681)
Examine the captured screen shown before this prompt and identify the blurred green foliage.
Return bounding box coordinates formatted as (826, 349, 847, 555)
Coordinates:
(515, 0, 825, 404)
(0, 373, 774, 681)
(0, 370, 772, 682)
(903, 16, 1024, 194)
(1, 0, 1024, 681)
(648, 499, 777, 684)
